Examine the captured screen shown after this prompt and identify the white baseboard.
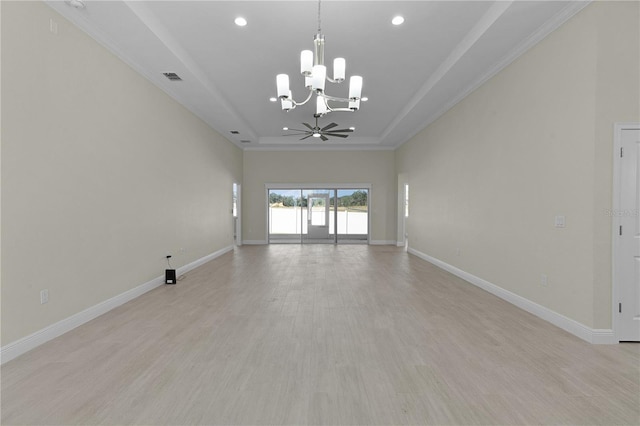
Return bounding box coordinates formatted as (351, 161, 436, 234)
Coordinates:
(0, 245, 234, 365)
(396, 241, 405, 247)
(370, 240, 397, 245)
(407, 247, 616, 345)
(242, 240, 267, 245)
(177, 245, 233, 274)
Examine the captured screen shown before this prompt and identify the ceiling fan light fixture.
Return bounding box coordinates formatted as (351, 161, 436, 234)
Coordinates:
(234, 17, 247, 27)
(283, 116, 352, 141)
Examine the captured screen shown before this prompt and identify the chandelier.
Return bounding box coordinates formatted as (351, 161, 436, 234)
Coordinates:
(275, 0, 363, 116)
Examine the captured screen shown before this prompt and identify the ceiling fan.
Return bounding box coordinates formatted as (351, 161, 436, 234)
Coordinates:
(283, 115, 353, 141)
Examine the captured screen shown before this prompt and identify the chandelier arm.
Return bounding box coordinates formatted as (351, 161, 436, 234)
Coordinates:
(291, 90, 314, 107)
(326, 108, 355, 112)
(326, 77, 344, 84)
(319, 93, 355, 103)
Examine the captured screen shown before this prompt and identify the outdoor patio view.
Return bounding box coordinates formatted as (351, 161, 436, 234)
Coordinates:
(268, 188, 369, 243)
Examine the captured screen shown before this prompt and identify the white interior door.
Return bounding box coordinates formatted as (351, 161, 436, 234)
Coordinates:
(233, 183, 241, 246)
(617, 128, 640, 341)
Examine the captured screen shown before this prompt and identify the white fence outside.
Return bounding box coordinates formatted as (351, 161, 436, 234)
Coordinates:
(269, 207, 367, 235)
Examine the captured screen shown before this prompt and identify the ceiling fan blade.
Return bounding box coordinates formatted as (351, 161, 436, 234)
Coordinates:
(326, 129, 353, 133)
(320, 135, 329, 141)
(321, 122, 338, 131)
(303, 123, 314, 130)
(324, 133, 349, 138)
(300, 134, 313, 140)
(288, 128, 310, 133)
(283, 133, 310, 136)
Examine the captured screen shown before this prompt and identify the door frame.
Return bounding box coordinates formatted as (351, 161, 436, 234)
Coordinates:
(611, 123, 640, 342)
(265, 183, 372, 244)
(306, 193, 331, 240)
(397, 173, 408, 247)
(233, 183, 242, 246)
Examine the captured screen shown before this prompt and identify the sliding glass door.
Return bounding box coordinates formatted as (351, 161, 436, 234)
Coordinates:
(268, 189, 303, 243)
(268, 186, 369, 244)
(336, 189, 368, 243)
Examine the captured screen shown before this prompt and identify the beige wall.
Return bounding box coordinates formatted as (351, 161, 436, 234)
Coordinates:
(1, 1, 243, 345)
(396, 1, 639, 329)
(243, 150, 396, 243)
(2, 0, 637, 348)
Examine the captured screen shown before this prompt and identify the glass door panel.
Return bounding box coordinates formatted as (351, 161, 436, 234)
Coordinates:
(302, 189, 335, 243)
(268, 189, 302, 243)
(336, 189, 369, 243)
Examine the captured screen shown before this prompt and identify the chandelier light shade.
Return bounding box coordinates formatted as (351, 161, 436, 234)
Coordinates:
(316, 96, 328, 115)
(301, 51, 313, 75)
(333, 58, 345, 82)
(348, 76, 363, 102)
(276, 74, 290, 99)
(275, 0, 364, 116)
(283, 92, 294, 111)
(311, 65, 326, 92)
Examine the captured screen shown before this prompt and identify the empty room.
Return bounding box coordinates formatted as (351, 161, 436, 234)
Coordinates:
(1, 0, 639, 425)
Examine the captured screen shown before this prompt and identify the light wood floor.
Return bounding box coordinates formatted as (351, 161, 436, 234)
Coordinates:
(2, 245, 639, 425)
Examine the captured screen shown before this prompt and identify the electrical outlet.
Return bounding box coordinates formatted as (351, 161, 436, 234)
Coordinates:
(540, 274, 548, 287)
(40, 289, 49, 304)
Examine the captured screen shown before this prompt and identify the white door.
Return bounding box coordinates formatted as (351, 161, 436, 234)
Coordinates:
(233, 183, 241, 246)
(617, 128, 640, 341)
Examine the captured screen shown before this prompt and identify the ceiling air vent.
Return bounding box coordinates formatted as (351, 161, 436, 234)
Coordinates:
(163, 72, 182, 81)
(230, 131, 240, 135)
(240, 140, 251, 144)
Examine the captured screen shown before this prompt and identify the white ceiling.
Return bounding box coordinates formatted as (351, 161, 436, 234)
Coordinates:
(46, 0, 589, 151)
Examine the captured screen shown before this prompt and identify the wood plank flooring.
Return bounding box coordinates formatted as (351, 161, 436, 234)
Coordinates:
(2, 245, 639, 425)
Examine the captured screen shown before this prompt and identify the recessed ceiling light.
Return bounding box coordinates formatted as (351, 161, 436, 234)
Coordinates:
(235, 17, 247, 27)
(361, 97, 369, 102)
(269, 97, 277, 102)
(65, 0, 85, 9)
(349, 127, 356, 131)
(283, 127, 289, 131)
(392, 16, 405, 26)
